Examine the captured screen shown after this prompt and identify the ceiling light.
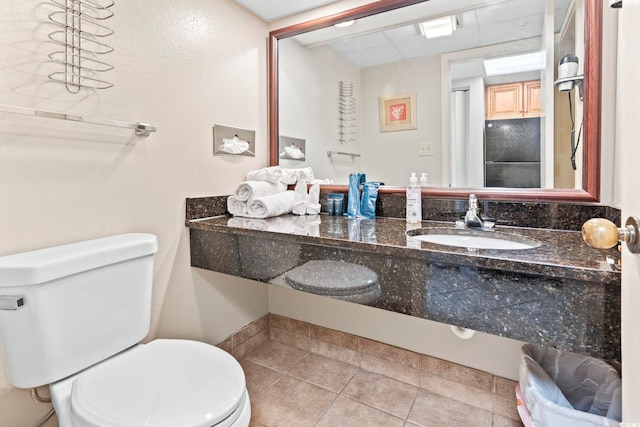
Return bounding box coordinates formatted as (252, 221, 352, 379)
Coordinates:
(483, 51, 546, 76)
(334, 20, 355, 28)
(419, 16, 457, 38)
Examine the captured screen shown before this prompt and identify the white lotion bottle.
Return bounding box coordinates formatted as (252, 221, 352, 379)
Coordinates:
(406, 172, 422, 224)
(420, 173, 428, 187)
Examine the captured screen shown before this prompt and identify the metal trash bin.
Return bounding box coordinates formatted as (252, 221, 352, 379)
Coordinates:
(517, 343, 622, 427)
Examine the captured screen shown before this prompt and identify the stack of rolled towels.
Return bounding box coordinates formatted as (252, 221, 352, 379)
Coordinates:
(227, 166, 322, 219)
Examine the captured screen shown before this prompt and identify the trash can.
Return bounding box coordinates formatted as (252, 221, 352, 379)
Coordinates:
(517, 343, 622, 427)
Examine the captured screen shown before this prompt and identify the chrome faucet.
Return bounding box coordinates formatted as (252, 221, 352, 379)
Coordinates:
(463, 194, 495, 230)
(464, 194, 483, 228)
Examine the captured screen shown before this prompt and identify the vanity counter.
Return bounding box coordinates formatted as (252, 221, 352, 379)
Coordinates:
(187, 215, 619, 283)
(187, 212, 620, 360)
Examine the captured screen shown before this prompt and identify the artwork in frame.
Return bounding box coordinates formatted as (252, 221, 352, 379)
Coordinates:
(379, 92, 417, 132)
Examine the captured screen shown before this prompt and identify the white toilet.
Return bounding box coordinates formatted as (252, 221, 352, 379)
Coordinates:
(0, 233, 251, 427)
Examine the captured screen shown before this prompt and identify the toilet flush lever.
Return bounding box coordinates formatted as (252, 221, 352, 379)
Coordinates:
(582, 217, 640, 253)
(0, 296, 24, 311)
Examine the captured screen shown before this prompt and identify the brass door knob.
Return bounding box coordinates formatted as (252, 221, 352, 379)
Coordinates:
(582, 217, 640, 253)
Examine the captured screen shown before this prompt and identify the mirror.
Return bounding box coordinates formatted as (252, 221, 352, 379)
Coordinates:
(269, 0, 601, 202)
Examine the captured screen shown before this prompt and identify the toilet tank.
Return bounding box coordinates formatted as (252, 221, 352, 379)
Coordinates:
(0, 233, 158, 388)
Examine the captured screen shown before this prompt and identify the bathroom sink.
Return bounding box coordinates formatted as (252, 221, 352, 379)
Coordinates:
(408, 228, 541, 250)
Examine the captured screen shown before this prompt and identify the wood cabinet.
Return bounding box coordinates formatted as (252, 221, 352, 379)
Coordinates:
(486, 80, 540, 119)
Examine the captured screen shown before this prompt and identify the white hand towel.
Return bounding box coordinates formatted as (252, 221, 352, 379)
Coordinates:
(245, 190, 295, 219)
(306, 215, 321, 237)
(292, 181, 308, 216)
(234, 180, 287, 202)
(306, 182, 321, 215)
(246, 166, 282, 183)
(227, 196, 247, 215)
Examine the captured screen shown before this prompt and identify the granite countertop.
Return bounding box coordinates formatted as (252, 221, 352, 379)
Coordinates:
(186, 214, 620, 285)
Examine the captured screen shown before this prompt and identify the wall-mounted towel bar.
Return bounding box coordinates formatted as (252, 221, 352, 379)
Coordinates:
(327, 150, 360, 159)
(0, 103, 157, 136)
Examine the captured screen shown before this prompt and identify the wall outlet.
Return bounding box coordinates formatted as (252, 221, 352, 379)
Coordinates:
(419, 142, 433, 156)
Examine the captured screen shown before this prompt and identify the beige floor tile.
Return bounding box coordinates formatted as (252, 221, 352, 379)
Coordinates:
(494, 414, 525, 427)
(419, 372, 493, 411)
(420, 355, 493, 391)
(342, 370, 419, 419)
(239, 359, 284, 396)
(250, 375, 337, 427)
(310, 325, 359, 351)
(270, 327, 310, 351)
(360, 338, 420, 369)
(361, 353, 419, 387)
(310, 339, 360, 366)
(494, 394, 520, 421)
(233, 329, 271, 360)
(270, 314, 309, 336)
(244, 340, 308, 372)
(408, 390, 493, 427)
(315, 395, 405, 427)
(289, 353, 359, 393)
(495, 376, 518, 399)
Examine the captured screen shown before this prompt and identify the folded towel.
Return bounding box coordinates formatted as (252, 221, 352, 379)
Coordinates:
(244, 190, 295, 219)
(306, 182, 321, 215)
(234, 180, 287, 202)
(227, 196, 247, 215)
(246, 166, 282, 183)
(292, 181, 308, 216)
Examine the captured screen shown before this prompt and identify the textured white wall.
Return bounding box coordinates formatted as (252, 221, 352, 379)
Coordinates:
(0, 1, 268, 425)
(278, 38, 362, 184)
(360, 56, 444, 186)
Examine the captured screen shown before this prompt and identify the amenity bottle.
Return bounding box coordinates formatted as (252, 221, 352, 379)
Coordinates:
(406, 173, 422, 224)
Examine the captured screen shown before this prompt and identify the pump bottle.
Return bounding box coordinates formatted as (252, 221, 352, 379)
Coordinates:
(406, 173, 422, 224)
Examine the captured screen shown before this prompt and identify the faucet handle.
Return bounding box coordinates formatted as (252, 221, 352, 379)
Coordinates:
(468, 194, 478, 209)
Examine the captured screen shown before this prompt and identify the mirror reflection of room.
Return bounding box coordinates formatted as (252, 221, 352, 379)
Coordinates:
(278, 0, 584, 189)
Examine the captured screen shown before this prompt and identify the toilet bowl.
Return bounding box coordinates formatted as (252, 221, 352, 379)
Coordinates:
(51, 340, 251, 427)
(0, 233, 251, 427)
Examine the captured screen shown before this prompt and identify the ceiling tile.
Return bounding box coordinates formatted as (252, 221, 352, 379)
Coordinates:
(233, 0, 340, 22)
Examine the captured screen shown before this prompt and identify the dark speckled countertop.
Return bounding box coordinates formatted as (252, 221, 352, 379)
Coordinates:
(185, 196, 621, 360)
(187, 214, 619, 284)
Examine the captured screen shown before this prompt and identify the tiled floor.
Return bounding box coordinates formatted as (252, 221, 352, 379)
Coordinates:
(240, 340, 524, 427)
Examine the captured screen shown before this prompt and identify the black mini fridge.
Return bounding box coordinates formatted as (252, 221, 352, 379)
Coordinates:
(484, 118, 541, 188)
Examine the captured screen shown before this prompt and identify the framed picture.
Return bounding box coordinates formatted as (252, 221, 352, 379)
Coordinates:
(379, 92, 417, 132)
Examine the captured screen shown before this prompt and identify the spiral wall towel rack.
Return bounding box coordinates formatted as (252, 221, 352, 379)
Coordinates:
(47, 0, 115, 93)
(338, 81, 356, 144)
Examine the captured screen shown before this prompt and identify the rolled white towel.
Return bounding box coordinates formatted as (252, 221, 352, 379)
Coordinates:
(227, 217, 295, 233)
(245, 190, 295, 219)
(227, 196, 247, 215)
(234, 180, 287, 202)
(246, 166, 282, 183)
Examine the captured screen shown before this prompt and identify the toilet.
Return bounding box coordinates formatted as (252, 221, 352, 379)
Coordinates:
(0, 233, 250, 427)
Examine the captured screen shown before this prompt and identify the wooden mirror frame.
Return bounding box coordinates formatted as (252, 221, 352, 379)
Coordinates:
(269, 0, 602, 202)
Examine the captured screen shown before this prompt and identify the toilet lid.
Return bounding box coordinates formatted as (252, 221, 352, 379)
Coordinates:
(70, 339, 246, 427)
(285, 260, 379, 296)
